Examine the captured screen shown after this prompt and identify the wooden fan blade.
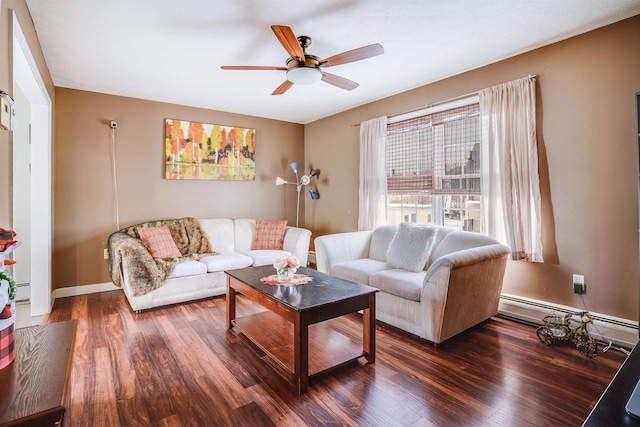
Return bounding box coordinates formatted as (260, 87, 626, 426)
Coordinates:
(272, 80, 294, 95)
(321, 72, 359, 91)
(321, 43, 384, 67)
(221, 65, 287, 71)
(271, 25, 305, 61)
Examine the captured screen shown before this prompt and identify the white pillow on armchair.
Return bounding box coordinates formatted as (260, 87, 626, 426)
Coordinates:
(386, 223, 438, 272)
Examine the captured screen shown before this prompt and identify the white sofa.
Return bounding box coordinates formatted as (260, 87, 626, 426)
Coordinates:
(314, 223, 510, 344)
(109, 218, 311, 311)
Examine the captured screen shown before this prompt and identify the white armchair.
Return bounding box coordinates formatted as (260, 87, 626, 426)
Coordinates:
(315, 224, 510, 344)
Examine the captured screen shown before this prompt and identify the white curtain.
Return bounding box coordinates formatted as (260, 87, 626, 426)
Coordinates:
(358, 116, 388, 231)
(479, 76, 543, 262)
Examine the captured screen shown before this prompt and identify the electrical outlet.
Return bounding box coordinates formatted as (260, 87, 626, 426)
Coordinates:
(573, 274, 585, 294)
(104, 248, 109, 260)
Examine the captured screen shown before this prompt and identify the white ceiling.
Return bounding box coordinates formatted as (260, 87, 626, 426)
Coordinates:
(26, 0, 640, 124)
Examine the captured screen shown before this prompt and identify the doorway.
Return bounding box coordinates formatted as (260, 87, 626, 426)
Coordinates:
(12, 84, 31, 301)
(12, 12, 53, 316)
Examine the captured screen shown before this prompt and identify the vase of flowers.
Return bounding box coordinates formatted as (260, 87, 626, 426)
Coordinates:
(273, 255, 300, 283)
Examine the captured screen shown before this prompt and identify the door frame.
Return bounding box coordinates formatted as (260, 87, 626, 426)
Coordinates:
(12, 12, 53, 316)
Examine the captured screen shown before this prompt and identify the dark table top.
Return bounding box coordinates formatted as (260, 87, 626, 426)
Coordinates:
(225, 265, 377, 311)
(583, 340, 640, 426)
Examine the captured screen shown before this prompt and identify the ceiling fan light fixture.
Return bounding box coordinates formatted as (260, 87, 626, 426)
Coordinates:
(286, 67, 322, 85)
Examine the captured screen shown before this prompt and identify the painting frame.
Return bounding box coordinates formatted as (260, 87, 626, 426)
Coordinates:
(164, 118, 256, 181)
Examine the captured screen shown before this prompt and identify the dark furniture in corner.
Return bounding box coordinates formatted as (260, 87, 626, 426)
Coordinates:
(0, 320, 76, 427)
(583, 341, 639, 426)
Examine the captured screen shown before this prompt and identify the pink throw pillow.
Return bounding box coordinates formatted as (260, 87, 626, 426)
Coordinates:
(137, 226, 182, 258)
(252, 220, 287, 250)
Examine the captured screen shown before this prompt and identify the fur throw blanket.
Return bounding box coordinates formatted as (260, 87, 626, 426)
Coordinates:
(108, 217, 216, 297)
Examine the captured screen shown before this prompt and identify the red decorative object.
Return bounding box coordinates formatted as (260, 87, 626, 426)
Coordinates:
(0, 228, 19, 370)
(0, 301, 15, 369)
(0, 305, 11, 318)
(0, 229, 17, 252)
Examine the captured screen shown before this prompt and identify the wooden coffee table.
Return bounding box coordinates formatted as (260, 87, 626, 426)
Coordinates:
(226, 265, 377, 394)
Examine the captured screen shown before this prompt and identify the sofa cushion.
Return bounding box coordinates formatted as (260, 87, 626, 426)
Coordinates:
(169, 260, 208, 278)
(331, 258, 392, 286)
(370, 269, 426, 302)
(137, 226, 182, 258)
(198, 218, 236, 253)
(369, 225, 398, 261)
(199, 253, 253, 273)
(240, 249, 293, 267)
(387, 223, 437, 272)
(234, 219, 257, 252)
(252, 220, 287, 250)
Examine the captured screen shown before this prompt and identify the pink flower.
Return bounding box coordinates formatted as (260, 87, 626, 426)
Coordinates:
(274, 255, 300, 273)
(273, 257, 288, 269)
(286, 256, 300, 269)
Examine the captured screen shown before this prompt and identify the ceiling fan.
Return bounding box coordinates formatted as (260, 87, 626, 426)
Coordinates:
(221, 25, 384, 95)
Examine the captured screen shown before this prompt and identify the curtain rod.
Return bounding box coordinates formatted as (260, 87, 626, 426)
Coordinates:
(351, 74, 537, 127)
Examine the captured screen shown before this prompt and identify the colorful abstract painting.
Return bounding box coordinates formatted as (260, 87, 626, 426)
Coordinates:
(165, 119, 256, 181)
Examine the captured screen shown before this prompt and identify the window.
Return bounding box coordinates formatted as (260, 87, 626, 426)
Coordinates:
(386, 99, 481, 231)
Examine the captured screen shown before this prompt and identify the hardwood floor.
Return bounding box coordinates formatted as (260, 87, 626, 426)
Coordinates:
(45, 290, 626, 427)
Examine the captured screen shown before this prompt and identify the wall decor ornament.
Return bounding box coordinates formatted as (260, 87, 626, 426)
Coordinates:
(536, 311, 597, 358)
(165, 119, 256, 181)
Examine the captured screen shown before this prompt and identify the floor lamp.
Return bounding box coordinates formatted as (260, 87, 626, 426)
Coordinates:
(276, 162, 320, 228)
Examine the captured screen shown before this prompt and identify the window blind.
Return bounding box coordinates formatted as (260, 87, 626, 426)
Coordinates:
(387, 103, 480, 195)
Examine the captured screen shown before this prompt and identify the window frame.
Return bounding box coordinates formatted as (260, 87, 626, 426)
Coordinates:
(386, 96, 482, 232)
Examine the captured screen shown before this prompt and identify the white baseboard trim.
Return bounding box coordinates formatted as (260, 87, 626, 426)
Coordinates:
(499, 293, 639, 349)
(54, 282, 120, 299)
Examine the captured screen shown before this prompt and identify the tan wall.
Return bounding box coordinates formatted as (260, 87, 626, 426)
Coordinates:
(0, 0, 55, 226)
(54, 89, 303, 289)
(305, 15, 640, 321)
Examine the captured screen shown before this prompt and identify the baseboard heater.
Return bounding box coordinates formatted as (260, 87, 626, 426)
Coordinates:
(498, 293, 639, 349)
(307, 250, 317, 266)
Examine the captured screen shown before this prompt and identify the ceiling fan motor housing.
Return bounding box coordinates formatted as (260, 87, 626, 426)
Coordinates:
(286, 55, 321, 70)
(286, 55, 322, 84)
